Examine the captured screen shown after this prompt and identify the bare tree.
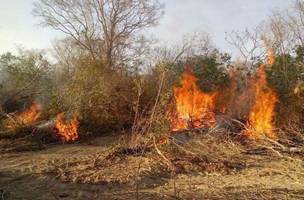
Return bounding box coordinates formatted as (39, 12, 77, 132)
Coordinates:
(33, 0, 164, 69)
(265, 11, 294, 56)
(226, 27, 265, 68)
(259, 0, 304, 55)
(52, 37, 87, 73)
(152, 32, 214, 65)
(285, 0, 304, 47)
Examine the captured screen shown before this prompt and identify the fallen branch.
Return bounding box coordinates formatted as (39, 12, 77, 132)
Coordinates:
(264, 137, 287, 150)
(170, 127, 210, 135)
(0, 119, 56, 142)
(169, 137, 196, 155)
(153, 136, 172, 168)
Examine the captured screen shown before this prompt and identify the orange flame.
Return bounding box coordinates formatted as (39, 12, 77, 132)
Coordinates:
(5, 101, 41, 129)
(54, 113, 79, 142)
(245, 49, 278, 139)
(169, 69, 217, 131)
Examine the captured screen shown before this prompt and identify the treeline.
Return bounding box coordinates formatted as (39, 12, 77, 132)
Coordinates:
(0, 0, 304, 137)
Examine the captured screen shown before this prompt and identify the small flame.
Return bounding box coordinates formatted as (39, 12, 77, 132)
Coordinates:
(264, 39, 275, 66)
(169, 69, 217, 131)
(5, 101, 41, 129)
(245, 49, 278, 139)
(54, 113, 79, 142)
(266, 48, 275, 65)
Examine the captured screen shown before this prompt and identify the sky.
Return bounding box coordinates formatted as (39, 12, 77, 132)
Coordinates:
(0, 0, 294, 56)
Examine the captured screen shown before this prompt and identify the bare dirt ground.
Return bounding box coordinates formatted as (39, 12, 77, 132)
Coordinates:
(0, 133, 304, 200)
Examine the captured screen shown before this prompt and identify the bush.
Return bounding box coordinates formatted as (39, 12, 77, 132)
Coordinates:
(267, 51, 304, 127)
(0, 50, 53, 117)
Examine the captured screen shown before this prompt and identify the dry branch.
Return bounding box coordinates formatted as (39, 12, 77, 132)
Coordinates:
(0, 119, 56, 140)
(153, 136, 172, 168)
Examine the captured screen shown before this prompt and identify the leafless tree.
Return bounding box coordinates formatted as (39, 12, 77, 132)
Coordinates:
(33, 0, 164, 69)
(265, 11, 294, 56)
(257, 0, 304, 74)
(52, 38, 86, 73)
(225, 28, 265, 68)
(259, 0, 304, 56)
(284, 0, 304, 47)
(152, 32, 214, 65)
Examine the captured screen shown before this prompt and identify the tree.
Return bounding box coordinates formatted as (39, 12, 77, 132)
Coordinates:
(0, 50, 52, 113)
(226, 28, 265, 68)
(33, 0, 164, 69)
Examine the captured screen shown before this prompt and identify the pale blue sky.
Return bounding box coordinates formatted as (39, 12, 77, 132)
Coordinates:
(0, 0, 294, 56)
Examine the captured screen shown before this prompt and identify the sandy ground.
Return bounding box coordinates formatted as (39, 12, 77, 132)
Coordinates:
(0, 135, 304, 200)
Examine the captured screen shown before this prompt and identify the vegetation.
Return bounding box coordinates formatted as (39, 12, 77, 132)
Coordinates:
(1, 0, 304, 199)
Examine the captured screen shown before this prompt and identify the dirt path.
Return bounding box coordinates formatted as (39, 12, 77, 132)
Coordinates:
(1, 135, 304, 200)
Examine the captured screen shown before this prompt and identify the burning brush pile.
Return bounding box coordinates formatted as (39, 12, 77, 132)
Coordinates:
(168, 69, 218, 131)
(3, 101, 42, 130)
(1, 102, 79, 144)
(168, 51, 279, 140)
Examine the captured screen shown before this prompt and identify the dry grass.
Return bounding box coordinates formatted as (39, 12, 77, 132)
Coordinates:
(0, 129, 304, 199)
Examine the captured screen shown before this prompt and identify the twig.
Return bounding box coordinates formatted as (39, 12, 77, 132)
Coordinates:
(263, 137, 287, 150)
(231, 118, 250, 132)
(153, 136, 172, 168)
(169, 138, 196, 156)
(262, 145, 283, 157)
(146, 70, 166, 134)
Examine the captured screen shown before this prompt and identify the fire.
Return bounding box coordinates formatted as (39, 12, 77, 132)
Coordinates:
(245, 49, 278, 139)
(54, 113, 79, 142)
(5, 101, 41, 129)
(218, 69, 238, 114)
(169, 69, 217, 131)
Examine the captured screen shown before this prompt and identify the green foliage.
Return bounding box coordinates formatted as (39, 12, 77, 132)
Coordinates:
(266, 49, 304, 125)
(295, 45, 304, 62)
(267, 55, 299, 99)
(174, 50, 231, 92)
(193, 56, 230, 92)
